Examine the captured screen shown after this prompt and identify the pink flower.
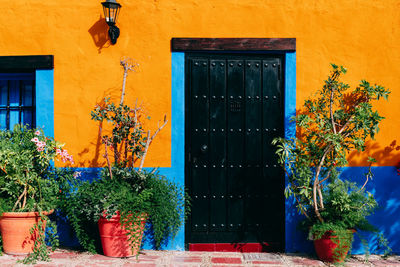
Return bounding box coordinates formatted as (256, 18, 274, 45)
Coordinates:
(34, 130, 40, 136)
(33, 140, 46, 152)
(57, 149, 74, 164)
(73, 171, 82, 178)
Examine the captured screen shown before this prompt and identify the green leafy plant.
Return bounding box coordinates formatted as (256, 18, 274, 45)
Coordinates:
(0, 124, 76, 263)
(64, 168, 186, 253)
(273, 64, 391, 261)
(61, 58, 188, 256)
(0, 125, 74, 213)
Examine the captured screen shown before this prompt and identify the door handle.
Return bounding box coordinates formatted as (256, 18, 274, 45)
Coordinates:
(201, 144, 208, 152)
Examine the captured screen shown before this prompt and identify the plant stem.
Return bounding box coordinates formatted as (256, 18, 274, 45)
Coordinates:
(0, 165, 7, 174)
(103, 139, 113, 179)
(120, 67, 128, 106)
(293, 192, 310, 219)
(330, 81, 337, 134)
(138, 131, 151, 171)
(317, 184, 324, 209)
(138, 116, 168, 171)
(124, 139, 128, 165)
(119, 58, 138, 106)
(131, 104, 139, 168)
(318, 170, 331, 185)
(358, 164, 373, 192)
(313, 147, 332, 223)
(113, 141, 119, 165)
(12, 183, 27, 211)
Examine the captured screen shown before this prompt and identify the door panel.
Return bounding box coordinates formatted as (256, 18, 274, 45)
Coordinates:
(186, 54, 284, 250)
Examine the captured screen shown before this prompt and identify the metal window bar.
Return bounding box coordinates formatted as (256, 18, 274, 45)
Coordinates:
(0, 73, 35, 130)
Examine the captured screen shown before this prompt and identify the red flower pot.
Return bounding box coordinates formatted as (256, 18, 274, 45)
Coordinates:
(98, 212, 147, 257)
(313, 230, 354, 263)
(0, 211, 51, 255)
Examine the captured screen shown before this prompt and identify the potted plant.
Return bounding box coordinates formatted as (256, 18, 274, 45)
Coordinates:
(0, 124, 75, 263)
(273, 64, 391, 262)
(61, 58, 187, 257)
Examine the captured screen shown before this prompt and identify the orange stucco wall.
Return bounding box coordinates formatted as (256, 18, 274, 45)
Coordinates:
(1, 0, 399, 167)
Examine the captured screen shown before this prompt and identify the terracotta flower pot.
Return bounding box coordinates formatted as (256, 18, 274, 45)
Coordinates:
(0, 211, 52, 255)
(313, 230, 354, 263)
(98, 212, 147, 257)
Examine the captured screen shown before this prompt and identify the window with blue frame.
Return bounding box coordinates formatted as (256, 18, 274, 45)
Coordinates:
(0, 73, 35, 130)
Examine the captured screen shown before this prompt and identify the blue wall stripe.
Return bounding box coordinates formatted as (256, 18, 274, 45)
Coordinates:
(35, 69, 54, 137)
(143, 52, 185, 250)
(165, 52, 185, 187)
(284, 52, 302, 253)
(284, 52, 296, 140)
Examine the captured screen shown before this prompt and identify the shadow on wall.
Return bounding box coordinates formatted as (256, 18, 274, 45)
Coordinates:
(76, 89, 121, 168)
(88, 15, 111, 53)
(341, 166, 400, 254)
(348, 140, 400, 166)
(285, 197, 315, 254)
(346, 140, 400, 254)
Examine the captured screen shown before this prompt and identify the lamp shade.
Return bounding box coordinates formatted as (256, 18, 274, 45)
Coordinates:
(102, 0, 121, 26)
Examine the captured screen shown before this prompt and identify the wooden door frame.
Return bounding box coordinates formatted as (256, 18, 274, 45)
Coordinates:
(171, 38, 295, 51)
(171, 38, 297, 252)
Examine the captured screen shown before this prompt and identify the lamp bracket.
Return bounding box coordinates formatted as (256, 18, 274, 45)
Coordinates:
(108, 25, 120, 45)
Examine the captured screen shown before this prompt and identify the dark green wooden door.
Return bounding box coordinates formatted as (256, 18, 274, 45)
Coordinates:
(185, 54, 284, 250)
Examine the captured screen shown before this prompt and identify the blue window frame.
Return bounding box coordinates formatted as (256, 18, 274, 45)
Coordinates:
(0, 73, 35, 130)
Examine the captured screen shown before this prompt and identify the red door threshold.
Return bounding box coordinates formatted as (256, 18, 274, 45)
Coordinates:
(189, 243, 274, 252)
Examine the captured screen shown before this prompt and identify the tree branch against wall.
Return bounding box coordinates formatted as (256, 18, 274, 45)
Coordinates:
(91, 57, 168, 176)
(273, 64, 390, 222)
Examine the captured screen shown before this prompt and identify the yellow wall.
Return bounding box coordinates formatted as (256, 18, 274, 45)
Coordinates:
(1, 0, 399, 167)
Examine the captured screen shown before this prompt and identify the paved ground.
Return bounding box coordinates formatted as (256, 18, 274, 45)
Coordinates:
(0, 249, 399, 267)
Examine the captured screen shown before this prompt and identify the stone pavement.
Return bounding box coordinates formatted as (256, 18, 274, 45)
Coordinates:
(0, 249, 399, 267)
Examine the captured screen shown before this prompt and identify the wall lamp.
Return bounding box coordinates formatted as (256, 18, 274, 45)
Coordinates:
(102, 0, 122, 45)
